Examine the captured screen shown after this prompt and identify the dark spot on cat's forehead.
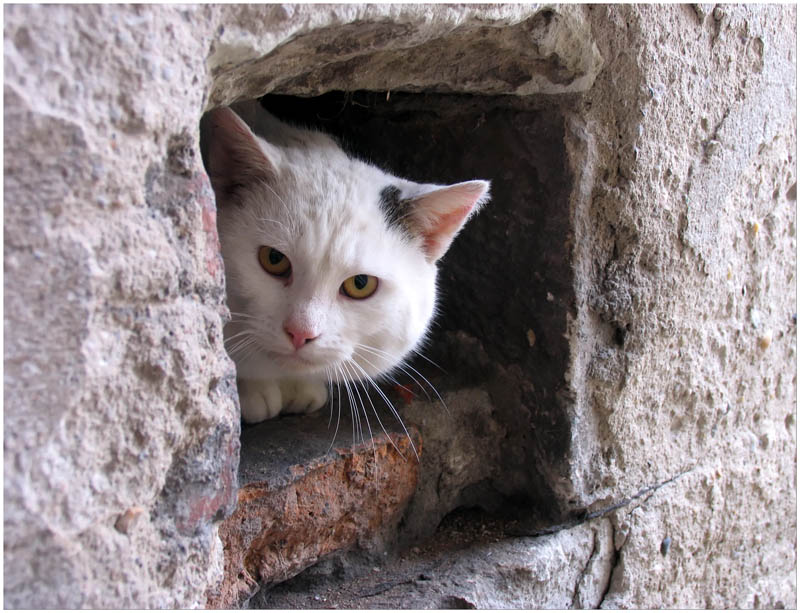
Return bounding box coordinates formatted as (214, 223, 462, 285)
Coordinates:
(379, 185, 402, 211)
(378, 185, 410, 234)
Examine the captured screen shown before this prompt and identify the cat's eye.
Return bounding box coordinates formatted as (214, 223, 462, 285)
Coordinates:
(258, 246, 291, 277)
(341, 274, 379, 299)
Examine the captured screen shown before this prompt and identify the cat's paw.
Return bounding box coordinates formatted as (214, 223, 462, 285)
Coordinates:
(279, 379, 329, 415)
(237, 378, 283, 423)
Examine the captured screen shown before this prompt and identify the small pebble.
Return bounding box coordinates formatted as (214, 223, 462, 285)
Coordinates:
(660, 536, 672, 556)
(114, 506, 144, 534)
(758, 334, 772, 350)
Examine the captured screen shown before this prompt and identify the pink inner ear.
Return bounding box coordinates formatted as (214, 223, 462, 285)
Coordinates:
(414, 180, 489, 261)
(422, 203, 475, 258)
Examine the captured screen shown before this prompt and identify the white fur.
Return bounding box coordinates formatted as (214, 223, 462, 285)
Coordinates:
(208, 101, 489, 423)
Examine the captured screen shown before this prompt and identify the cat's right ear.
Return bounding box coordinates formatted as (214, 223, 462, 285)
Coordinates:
(203, 107, 280, 202)
(406, 180, 491, 262)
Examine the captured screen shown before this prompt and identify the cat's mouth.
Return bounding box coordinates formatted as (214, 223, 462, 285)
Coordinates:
(269, 349, 330, 372)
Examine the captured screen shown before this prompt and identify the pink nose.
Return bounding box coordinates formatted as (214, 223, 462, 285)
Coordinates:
(284, 324, 319, 350)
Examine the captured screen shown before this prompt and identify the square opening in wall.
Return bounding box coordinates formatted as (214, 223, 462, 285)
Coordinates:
(200, 89, 577, 602)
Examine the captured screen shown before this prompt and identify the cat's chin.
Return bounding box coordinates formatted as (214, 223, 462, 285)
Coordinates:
(267, 350, 334, 376)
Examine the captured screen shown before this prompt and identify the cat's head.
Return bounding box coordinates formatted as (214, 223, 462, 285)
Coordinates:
(204, 104, 490, 384)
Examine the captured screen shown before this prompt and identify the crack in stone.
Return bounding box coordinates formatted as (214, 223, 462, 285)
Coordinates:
(594, 468, 695, 608)
(462, 467, 703, 609)
(597, 521, 619, 608)
(570, 525, 598, 608)
(356, 577, 416, 600)
(506, 466, 696, 538)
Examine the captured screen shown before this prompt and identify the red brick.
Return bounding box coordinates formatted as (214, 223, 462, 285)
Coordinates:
(206, 430, 420, 608)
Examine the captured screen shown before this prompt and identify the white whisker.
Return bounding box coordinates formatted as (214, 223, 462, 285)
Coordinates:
(228, 311, 260, 320)
(324, 366, 334, 429)
(339, 364, 359, 449)
(257, 216, 292, 235)
(348, 357, 417, 461)
(223, 329, 254, 343)
(342, 360, 375, 455)
(346, 358, 403, 457)
(326, 367, 343, 454)
(355, 342, 447, 412)
(235, 340, 265, 366)
(226, 336, 258, 359)
(253, 179, 298, 236)
(354, 344, 431, 401)
(347, 347, 418, 399)
(343, 360, 381, 482)
(411, 348, 447, 374)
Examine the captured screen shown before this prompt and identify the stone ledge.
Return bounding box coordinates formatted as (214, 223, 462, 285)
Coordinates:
(206, 413, 421, 608)
(253, 509, 615, 609)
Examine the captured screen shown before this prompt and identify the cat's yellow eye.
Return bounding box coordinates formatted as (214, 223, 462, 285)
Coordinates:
(341, 274, 379, 299)
(258, 246, 291, 277)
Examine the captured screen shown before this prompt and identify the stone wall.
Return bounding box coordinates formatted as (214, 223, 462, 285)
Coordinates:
(4, 4, 795, 608)
(568, 6, 796, 607)
(4, 5, 239, 608)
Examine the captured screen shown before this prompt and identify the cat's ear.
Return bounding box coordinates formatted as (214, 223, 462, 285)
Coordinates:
(203, 107, 280, 202)
(407, 180, 490, 262)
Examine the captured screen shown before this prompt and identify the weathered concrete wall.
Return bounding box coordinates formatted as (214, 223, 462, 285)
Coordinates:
(4, 3, 795, 609)
(4, 5, 238, 608)
(568, 6, 796, 607)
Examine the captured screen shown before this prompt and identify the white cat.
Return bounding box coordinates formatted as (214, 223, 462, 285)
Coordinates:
(204, 100, 490, 423)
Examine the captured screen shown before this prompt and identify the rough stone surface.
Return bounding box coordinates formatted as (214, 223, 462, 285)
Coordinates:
(206, 4, 603, 104)
(5, 5, 238, 608)
(390, 520, 615, 609)
(564, 7, 797, 607)
(207, 414, 420, 608)
(3, 3, 795, 609)
(256, 510, 616, 609)
(602, 466, 796, 609)
(567, 1, 796, 511)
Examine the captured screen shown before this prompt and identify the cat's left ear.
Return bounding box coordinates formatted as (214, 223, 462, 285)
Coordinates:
(408, 180, 490, 262)
(203, 107, 280, 203)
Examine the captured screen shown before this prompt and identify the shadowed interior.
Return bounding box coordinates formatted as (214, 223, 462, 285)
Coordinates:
(225, 91, 578, 527)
